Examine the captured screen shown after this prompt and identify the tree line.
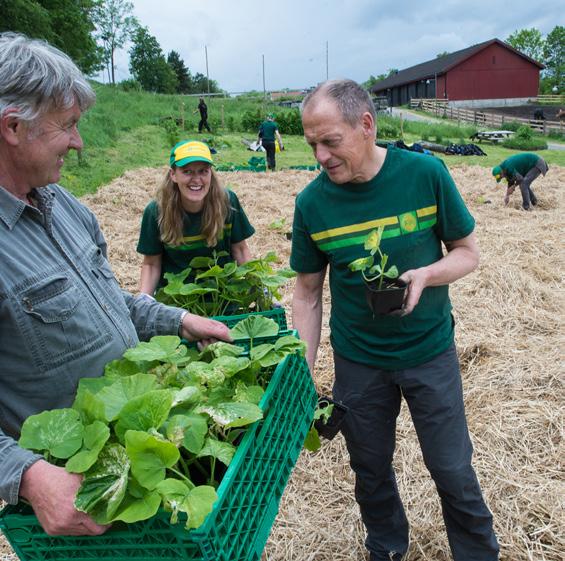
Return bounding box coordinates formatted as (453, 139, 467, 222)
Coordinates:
(363, 26, 563, 94)
(0, 0, 222, 95)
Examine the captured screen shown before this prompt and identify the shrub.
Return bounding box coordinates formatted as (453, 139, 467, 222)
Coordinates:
(241, 109, 263, 133)
(501, 120, 523, 132)
(502, 137, 548, 151)
(118, 79, 142, 92)
(275, 110, 303, 135)
(516, 125, 534, 140)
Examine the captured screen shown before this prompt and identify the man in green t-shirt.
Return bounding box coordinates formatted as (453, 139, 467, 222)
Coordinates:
(492, 153, 549, 210)
(291, 79, 499, 561)
(258, 114, 284, 170)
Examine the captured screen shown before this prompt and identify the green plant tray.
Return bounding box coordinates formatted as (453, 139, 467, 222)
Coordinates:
(0, 344, 316, 561)
(212, 307, 287, 331)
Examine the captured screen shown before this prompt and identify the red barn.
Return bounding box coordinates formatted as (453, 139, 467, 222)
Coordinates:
(370, 38, 544, 107)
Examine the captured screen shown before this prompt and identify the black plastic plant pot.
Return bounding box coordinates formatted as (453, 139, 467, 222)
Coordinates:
(285, 231, 292, 240)
(365, 279, 407, 315)
(314, 396, 349, 440)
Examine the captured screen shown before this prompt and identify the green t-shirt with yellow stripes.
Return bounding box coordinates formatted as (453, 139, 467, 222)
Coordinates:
(290, 146, 475, 370)
(137, 189, 255, 287)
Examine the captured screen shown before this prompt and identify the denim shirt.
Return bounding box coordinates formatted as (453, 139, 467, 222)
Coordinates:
(0, 184, 184, 503)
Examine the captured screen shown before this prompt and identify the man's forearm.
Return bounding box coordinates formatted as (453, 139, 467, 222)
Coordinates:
(292, 292, 323, 372)
(418, 240, 479, 287)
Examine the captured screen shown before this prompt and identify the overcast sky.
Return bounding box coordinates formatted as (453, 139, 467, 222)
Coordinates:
(104, 0, 563, 93)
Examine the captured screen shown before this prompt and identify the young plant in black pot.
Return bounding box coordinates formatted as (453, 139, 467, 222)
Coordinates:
(348, 226, 406, 315)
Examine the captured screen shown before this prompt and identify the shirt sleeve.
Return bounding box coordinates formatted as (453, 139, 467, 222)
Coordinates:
(137, 201, 164, 255)
(289, 196, 328, 273)
(433, 160, 475, 242)
(0, 430, 43, 504)
(227, 190, 255, 243)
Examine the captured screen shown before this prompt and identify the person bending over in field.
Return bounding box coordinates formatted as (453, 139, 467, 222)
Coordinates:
(137, 139, 254, 299)
(291, 79, 499, 561)
(0, 33, 231, 537)
(492, 152, 549, 210)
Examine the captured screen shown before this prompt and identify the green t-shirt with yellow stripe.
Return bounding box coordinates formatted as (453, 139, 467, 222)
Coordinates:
(290, 146, 475, 370)
(137, 189, 255, 287)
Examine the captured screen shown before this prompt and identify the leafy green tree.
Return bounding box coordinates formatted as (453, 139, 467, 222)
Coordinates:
(0, 0, 54, 41)
(129, 26, 177, 93)
(37, 0, 104, 75)
(1, 0, 103, 74)
(506, 28, 545, 62)
(167, 50, 191, 94)
(542, 25, 564, 93)
(436, 51, 450, 58)
(362, 75, 379, 89)
(92, 0, 139, 85)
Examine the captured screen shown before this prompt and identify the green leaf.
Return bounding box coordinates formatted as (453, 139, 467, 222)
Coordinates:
(110, 487, 161, 524)
(103, 358, 142, 378)
(156, 479, 217, 529)
(189, 256, 214, 269)
(172, 386, 202, 407)
(72, 387, 107, 424)
(65, 421, 110, 473)
(198, 401, 263, 428)
(303, 426, 322, 452)
(234, 383, 264, 405)
(125, 430, 180, 490)
(364, 227, 384, 252)
(165, 413, 208, 454)
(74, 443, 130, 523)
(115, 390, 174, 440)
(384, 265, 399, 279)
(96, 373, 159, 421)
(183, 362, 225, 388)
(197, 437, 236, 466)
(19, 409, 84, 459)
(249, 343, 285, 367)
(230, 315, 279, 340)
(274, 335, 307, 356)
(198, 341, 245, 361)
(195, 265, 224, 280)
(209, 356, 251, 378)
(123, 336, 185, 363)
(348, 256, 373, 272)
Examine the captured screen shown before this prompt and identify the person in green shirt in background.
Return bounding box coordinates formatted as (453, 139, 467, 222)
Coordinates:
(137, 140, 255, 297)
(492, 153, 549, 210)
(290, 79, 499, 561)
(258, 113, 284, 170)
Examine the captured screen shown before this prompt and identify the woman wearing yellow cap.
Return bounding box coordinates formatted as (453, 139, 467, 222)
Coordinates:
(137, 140, 255, 297)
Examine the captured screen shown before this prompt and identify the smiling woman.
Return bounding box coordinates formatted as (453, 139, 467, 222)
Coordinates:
(137, 140, 255, 296)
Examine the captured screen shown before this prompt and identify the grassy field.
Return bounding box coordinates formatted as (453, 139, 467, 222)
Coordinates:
(62, 83, 565, 197)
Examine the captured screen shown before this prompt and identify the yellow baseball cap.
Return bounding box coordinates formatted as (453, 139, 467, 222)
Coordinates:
(170, 140, 213, 167)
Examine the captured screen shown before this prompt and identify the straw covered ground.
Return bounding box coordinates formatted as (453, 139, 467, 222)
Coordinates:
(1, 164, 563, 561)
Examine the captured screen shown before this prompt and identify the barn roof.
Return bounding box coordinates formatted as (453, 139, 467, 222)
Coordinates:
(370, 38, 544, 92)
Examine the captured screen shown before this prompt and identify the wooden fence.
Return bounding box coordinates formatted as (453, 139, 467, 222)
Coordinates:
(409, 98, 564, 135)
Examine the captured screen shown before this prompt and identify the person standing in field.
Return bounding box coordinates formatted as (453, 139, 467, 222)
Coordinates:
(0, 32, 231, 537)
(492, 153, 549, 210)
(258, 113, 284, 171)
(290, 79, 499, 561)
(194, 97, 211, 133)
(137, 139, 254, 297)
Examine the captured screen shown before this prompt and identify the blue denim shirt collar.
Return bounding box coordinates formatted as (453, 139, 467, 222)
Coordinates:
(0, 185, 55, 230)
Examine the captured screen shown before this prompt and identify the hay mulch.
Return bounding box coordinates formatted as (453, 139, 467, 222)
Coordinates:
(1, 164, 563, 561)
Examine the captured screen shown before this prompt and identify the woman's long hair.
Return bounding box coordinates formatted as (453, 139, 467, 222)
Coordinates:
(155, 166, 230, 247)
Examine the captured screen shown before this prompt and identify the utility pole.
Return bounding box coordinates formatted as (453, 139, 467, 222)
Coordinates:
(326, 41, 329, 80)
(205, 45, 210, 98)
(262, 54, 266, 100)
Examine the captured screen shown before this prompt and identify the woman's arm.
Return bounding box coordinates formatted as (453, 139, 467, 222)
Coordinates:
(231, 240, 252, 265)
(139, 254, 163, 295)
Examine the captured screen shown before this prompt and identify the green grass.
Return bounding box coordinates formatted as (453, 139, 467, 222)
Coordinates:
(61, 83, 565, 197)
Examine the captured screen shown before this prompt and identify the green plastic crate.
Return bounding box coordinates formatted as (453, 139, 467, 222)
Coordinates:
(0, 348, 316, 561)
(212, 307, 287, 330)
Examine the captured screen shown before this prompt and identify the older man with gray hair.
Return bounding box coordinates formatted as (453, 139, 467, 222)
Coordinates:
(290, 79, 499, 560)
(0, 32, 230, 536)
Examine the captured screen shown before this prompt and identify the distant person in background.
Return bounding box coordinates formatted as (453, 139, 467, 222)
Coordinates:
(194, 97, 211, 133)
(137, 140, 254, 296)
(258, 113, 284, 171)
(492, 153, 549, 210)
